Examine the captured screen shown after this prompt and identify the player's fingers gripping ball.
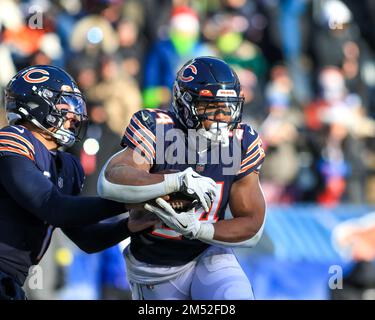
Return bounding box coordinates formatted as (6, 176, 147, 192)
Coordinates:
(162, 168, 217, 212)
(144, 198, 202, 239)
(180, 167, 217, 212)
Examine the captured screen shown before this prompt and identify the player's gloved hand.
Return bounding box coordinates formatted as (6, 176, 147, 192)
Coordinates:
(144, 198, 214, 240)
(164, 167, 217, 213)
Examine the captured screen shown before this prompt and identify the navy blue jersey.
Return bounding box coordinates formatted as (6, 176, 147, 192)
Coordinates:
(121, 109, 265, 266)
(0, 125, 84, 284)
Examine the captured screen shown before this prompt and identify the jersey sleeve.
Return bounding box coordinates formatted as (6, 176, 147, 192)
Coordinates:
(0, 155, 125, 228)
(120, 110, 157, 164)
(0, 126, 35, 161)
(235, 125, 265, 181)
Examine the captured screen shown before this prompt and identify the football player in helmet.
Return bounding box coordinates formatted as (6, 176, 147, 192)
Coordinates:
(5, 65, 88, 149)
(98, 57, 266, 300)
(0, 65, 158, 300)
(172, 56, 243, 146)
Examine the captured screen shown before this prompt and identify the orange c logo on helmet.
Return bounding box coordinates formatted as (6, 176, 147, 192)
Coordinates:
(23, 69, 50, 83)
(180, 64, 197, 82)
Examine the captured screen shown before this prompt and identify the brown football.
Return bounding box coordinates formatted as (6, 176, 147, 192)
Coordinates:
(161, 192, 198, 212)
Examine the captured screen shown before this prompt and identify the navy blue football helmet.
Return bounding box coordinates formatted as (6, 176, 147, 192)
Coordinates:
(172, 56, 244, 134)
(4, 65, 88, 148)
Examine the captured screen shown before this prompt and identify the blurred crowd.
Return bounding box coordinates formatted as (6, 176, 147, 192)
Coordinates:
(1, 0, 375, 207)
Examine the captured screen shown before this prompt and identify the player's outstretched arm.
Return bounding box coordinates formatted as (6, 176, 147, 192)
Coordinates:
(0, 156, 127, 228)
(97, 147, 216, 212)
(62, 212, 159, 253)
(145, 172, 266, 248)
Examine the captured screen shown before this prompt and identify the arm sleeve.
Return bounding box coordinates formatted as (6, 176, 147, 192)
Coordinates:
(0, 155, 126, 227)
(197, 213, 267, 248)
(62, 218, 131, 253)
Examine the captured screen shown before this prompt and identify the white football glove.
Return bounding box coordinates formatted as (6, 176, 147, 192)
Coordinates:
(164, 167, 217, 213)
(144, 198, 214, 240)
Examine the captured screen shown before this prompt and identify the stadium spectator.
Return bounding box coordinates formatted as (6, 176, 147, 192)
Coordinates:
(86, 55, 142, 136)
(142, 6, 213, 108)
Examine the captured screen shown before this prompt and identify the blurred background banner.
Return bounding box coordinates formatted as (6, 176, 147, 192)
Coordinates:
(237, 205, 375, 300)
(1, 0, 375, 300)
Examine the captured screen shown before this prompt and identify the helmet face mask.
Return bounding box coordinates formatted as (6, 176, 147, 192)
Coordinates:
(195, 101, 242, 126)
(4, 65, 88, 148)
(47, 93, 88, 147)
(172, 57, 244, 144)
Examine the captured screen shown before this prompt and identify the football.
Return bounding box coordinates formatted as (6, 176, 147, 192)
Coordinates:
(161, 192, 198, 212)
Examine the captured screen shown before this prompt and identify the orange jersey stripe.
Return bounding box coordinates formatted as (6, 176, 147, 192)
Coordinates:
(0, 138, 33, 155)
(128, 123, 156, 157)
(240, 147, 262, 167)
(124, 131, 153, 163)
(0, 146, 34, 161)
(246, 136, 260, 154)
(132, 116, 156, 143)
(0, 132, 35, 154)
(238, 152, 265, 174)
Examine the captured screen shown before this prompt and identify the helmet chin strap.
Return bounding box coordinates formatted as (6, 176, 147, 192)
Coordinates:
(30, 118, 75, 148)
(53, 128, 76, 148)
(197, 122, 230, 147)
(18, 107, 76, 148)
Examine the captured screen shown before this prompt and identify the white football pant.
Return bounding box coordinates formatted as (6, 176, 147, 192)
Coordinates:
(128, 246, 254, 300)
